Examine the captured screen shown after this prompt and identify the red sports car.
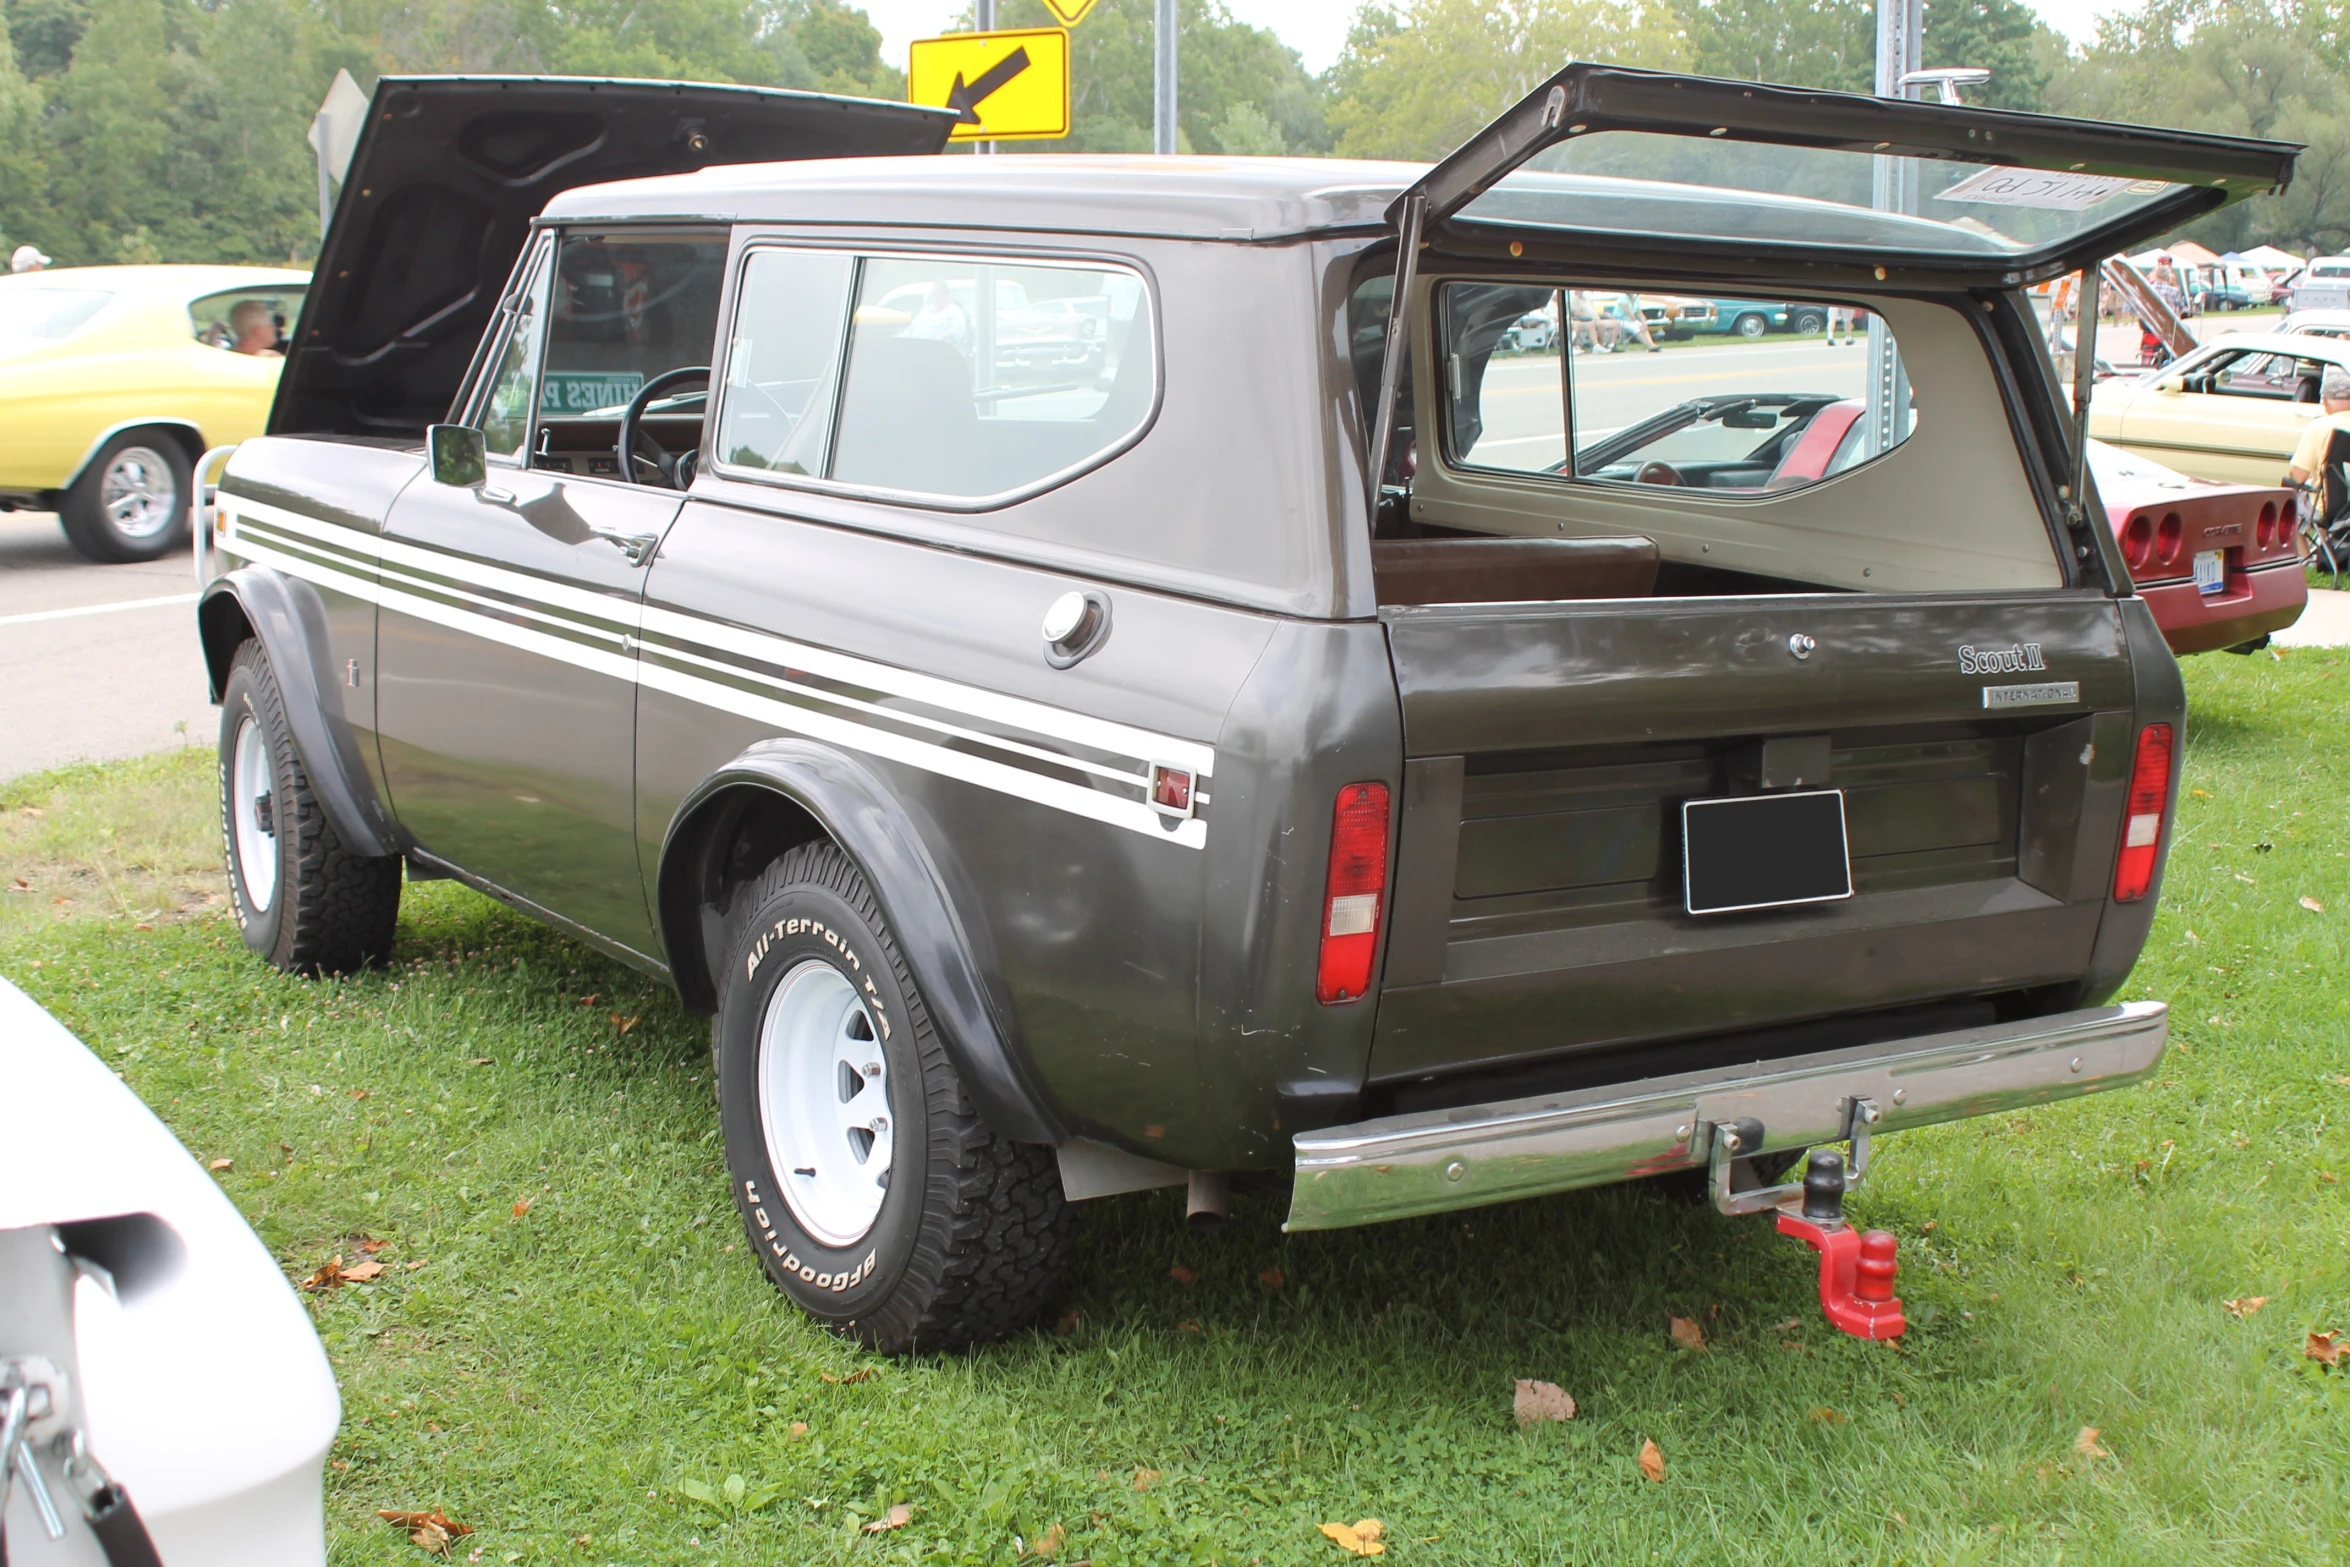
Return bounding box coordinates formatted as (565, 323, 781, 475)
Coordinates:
(2090, 440, 2307, 655)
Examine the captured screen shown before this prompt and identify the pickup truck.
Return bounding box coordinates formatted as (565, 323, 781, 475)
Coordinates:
(194, 68, 2293, 1353)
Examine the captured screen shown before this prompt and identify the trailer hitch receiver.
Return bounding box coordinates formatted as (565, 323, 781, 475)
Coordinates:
(1704, 1100, 1904, 1340)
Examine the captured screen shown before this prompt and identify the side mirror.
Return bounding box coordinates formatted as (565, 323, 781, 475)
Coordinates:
(428, 424, 486, 488)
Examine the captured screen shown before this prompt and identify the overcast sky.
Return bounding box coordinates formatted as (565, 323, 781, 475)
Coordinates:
(855, 1, 2118, 75)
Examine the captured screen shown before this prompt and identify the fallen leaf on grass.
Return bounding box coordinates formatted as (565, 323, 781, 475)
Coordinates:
(1131, 1469, 1161, 1492)
(350, 1088, 370, 1100)
(301, 1255, 349, 1291)
(862, 1504, 913, 1534)
(1169, 1264, 1196, 1285)
(466, 1057, 493, 1066)
(2074, 1427, 2109, 1460)
(358, 1237, 389, 1254)
(1808, 1407, 1845, 1423)
(2307, 1331, 2344, 1366)
(1034, 1522, 1066, 1557)
(208, 1158, 232, 1172)
(378, 1509, 471, 1556)
(577, 994, 599, 1007)
(341, 1260, 385, 1283)
(1637, 1439, 1666, 1483)
(1175, 1318, 1201, 1334)
(2225, 1296, 2270, 1319)
(1512, 1379, 1574, 1428)
(1053, 1309, 1081, 1336)
(1259, 1266, 1285, 1290)
(1668, 1316, 1708, 1352)
(2301, 896, 2327, 914)
(788, 1421, 808, 1437)
(510, 1198, 532, 1219)
(132, 921, 152, 931)
(1318, 1519, 1384, 1557)
(610, 1012, 639, 1035)
(10, 877, 29, 890)
(820, 1367, 876, 1385)
(1769, 1317, 1803, 1332)
(2322, 1171, 2341, 1185)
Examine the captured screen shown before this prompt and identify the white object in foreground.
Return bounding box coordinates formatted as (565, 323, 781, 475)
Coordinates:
(0, 975, 336, 1565)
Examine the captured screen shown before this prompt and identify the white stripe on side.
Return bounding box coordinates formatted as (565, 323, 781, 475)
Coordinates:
(216, 501, 1213, 849)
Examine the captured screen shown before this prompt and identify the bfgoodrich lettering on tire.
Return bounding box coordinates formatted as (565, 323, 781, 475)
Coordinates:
(715, 842, 1073, 1354)
(217, 640, 402, 974)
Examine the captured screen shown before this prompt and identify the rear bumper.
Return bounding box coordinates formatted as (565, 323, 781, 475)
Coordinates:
(2139, 563, 2306, 655)
(1286, 1002, 2167, 1231)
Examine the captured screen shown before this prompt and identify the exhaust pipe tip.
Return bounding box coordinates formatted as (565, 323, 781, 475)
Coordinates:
(1185, 1170, 1229, 1235)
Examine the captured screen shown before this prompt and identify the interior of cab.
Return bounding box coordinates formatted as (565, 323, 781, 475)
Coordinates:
(1353, 268, 2061, 607)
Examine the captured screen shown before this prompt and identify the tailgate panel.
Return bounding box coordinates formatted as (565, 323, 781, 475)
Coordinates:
(1372, 593, 2137, 1084)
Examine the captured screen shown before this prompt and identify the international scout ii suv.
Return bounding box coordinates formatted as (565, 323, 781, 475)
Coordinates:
(195, 69, 2296, 1351)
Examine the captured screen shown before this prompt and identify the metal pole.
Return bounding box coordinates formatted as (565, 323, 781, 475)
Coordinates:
(1866, 0, 1922, 457)
(973, 0, 996, 155)
(2067, 267, 2102, 526)
(1154, 0, 1177, 155)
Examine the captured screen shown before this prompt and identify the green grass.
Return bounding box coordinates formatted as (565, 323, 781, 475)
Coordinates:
(4, 655, 2347, 1566)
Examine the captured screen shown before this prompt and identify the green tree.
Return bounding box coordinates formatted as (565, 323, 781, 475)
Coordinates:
(1676, 0, 1873, 92)
(1327, 0, 1686, 162)
(1921, 0, 2053, 110)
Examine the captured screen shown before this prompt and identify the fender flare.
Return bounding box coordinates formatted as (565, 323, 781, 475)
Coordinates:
(659, 740, 1067, 1146)
(63, 418, 206, 489)
(198, 566, 401, 862)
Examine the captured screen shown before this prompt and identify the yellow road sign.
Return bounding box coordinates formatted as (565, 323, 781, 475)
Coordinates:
(908, 27, 1070, 143)
(1040, 0, 1099, 22)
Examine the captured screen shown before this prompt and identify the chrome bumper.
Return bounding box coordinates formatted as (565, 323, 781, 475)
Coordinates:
(1286, 1002, 2167, 1232)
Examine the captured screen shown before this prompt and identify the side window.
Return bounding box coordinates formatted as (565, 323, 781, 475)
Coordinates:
(537, 231, 730, 478)
(478, 254, 553, 463)
(711, 249, 856, 475)
(1438, 281, 1914, 495)
(827, 256, 1152, 500)
(190, 286, 304, 356)
(2195, 350, 2305, 401)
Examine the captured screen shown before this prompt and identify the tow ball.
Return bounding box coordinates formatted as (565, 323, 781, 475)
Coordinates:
(1706, 1099, 1905, 1341)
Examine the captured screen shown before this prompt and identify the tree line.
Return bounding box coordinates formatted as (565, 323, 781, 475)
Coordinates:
(0, 0, 2339, 270)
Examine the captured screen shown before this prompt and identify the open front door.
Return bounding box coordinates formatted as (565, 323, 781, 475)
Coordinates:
(1393, 64, 2297, 281)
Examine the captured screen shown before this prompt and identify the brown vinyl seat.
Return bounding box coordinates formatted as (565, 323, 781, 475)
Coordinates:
(1372, 534, 1660, 606)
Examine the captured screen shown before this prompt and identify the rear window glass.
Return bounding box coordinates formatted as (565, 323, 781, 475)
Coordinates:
(190, 285, 305, 355)
(0, 286, 111, 351)
(715, 249, 1154, 504)
(1439, 283, 1914, 495)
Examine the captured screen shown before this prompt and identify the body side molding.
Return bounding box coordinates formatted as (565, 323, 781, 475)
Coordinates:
(658, 739, 1067, 1147)
(198, 566, 401, 861)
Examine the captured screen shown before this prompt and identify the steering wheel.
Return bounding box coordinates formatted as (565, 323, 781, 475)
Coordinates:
(1633, 461, 1683, 486)
(616, 366, 710, 489)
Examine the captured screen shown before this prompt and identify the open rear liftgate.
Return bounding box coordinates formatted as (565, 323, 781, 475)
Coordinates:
(1304, 61, 2282, 1340)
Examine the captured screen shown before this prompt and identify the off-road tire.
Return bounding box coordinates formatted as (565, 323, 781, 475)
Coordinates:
(714, 842, 1074, 1354)
(217, 640, 402, 974)
(60, 429, 192, 563)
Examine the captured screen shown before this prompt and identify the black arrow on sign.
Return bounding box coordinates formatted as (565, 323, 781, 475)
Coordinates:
(945, 47, 1031, 126)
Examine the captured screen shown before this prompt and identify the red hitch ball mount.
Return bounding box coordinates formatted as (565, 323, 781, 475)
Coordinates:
(1706, 1097, 1905, 1341)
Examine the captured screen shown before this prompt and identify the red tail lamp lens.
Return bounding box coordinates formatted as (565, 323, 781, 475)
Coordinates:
(1316, 782, 1391, 1004)
(2122, 514, 2154, 570)
(2258, 501, 2277, 552)
(2155, 512, 2184, 567)
(2113, 724, 2175, 903)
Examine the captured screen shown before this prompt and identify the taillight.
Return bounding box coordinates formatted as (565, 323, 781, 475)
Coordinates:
(1315, 782, 1391, 1004)
(2280, 494, 2298, 553)
(2122, 513, 2153, 571)
(2257, 501, 2277, 552)
(2155, 512, 2184, 568)
(2113, 724, 2175, 903)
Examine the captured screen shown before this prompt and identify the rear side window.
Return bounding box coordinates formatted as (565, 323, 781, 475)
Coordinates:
(714, 248, 1154, 504)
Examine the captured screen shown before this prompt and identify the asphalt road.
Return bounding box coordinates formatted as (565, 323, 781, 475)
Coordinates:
(0, 512, 214, 783)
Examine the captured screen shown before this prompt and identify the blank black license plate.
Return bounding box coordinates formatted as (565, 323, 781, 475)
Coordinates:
(1682, 789, 1853, 916)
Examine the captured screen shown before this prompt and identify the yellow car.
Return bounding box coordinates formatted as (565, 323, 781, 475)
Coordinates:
(2086, 331, 2350, 486)
(0, 264, 309, 561)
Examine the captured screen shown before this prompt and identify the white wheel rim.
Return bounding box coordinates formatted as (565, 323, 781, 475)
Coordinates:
(100, 446, 178, 540)
(757, 959, 894, 1248)
(231, 715, 278, 913)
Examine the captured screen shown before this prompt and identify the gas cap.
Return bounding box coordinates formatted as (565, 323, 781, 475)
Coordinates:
(1042, 590, 1111, 668)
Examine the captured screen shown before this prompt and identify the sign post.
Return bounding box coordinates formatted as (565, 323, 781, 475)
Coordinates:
(1153, 0, 1177, 154)
(908, 27, 1072, 144)
(1866, 0, 1922, 458)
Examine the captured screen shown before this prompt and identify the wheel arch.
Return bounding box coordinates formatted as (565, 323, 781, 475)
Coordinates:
(198, 567, 400, 861)
(659, 741, 1066, 1146)
(62, 419, 206, 489)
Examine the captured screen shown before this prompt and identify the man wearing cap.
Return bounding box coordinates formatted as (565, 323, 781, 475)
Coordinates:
(2286, 365, 2350, 487)
(10, 244, 49, 273)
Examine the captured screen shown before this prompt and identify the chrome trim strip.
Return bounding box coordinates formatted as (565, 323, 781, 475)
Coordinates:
(1284, 1001, 2168, 1232)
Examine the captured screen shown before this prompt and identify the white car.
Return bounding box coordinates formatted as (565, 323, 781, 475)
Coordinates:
(2277, 308, 2350, 341)
(0, 976, 336, 1565)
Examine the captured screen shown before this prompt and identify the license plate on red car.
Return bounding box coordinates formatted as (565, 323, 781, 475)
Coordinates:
(1682, 790, 1854, 915)
(2194, 549, 2227, 595)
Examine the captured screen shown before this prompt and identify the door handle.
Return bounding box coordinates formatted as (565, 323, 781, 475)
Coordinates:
(589, 528, 661, 565)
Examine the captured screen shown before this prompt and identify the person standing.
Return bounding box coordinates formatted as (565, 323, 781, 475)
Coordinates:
(10, 244, 49, 273)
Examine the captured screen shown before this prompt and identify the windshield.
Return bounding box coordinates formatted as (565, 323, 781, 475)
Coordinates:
(0, 286, 113, 354)
(1457, 133, 2182, 258)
